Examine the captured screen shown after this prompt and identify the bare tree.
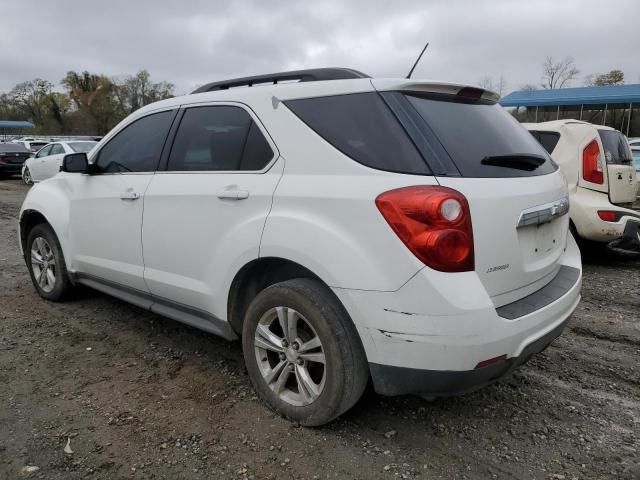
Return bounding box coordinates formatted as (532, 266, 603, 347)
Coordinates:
(477, 74, 508, 97)
(520, 84, 539, 91)
(541, 56, 579, 89)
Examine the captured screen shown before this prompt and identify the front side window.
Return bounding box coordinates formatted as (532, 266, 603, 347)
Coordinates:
(35, 145, 53, 158)
(95, 110, 175, 173)
(167, 106, 273, 171)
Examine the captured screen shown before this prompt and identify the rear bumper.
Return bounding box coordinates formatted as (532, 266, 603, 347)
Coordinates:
(333, 233, 582, 397)
(0, 163, 24, 174)
(609, 218, 640, 252)
(370, 314, 569, 396)
(570, 187, 640, 243)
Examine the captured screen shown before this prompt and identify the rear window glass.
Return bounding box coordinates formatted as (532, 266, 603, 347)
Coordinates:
(598, 130, 632, 165)
(29, 142, 47, 152)
(0, 144, 29, 152)
(403, 93, 557, 177)
(528, 131, 561, 154)
(285, 93, 429, 175)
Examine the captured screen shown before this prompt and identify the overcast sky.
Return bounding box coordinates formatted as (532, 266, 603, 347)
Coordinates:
(2, 0, 639, 95)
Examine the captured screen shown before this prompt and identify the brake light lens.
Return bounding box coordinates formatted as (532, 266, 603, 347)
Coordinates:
(582, 140, 604, 184)
(375, 186, 474, 272)
(0, 156, 6, 164)
(597, 210, 617, 222)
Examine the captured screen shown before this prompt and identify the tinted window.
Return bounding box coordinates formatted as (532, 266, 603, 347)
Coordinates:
(50, 144, 65, 155)
(403, 93, 558, 177)
(285, 93, 429, 175)
(598, 130, 632, 165)
(96, 110, 174, 173)
(167, 106, 273, 172)
(69, 141, 97, 153)
(35, 145, 52, 157)
(529, 131, 561, 154)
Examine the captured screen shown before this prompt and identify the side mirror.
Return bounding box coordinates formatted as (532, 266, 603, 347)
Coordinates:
(61, 153, 89, 173)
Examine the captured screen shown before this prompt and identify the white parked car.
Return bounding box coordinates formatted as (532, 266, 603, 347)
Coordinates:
(19, 68, 582, 425)
(525, 121, 639, 251)
(22, 141, 97, 184)
(13, 139, 49, 154)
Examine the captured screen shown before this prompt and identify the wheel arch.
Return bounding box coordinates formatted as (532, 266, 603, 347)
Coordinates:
(227, 257, 338, 337)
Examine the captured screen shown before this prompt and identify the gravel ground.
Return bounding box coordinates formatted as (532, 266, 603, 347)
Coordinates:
(0, 178, 638, 479)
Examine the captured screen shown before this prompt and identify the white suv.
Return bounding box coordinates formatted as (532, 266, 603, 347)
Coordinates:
(19, 68, 582, 426)
(525, 121, 639, 251)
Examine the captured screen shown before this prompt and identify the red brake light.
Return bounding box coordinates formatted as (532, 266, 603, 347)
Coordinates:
(597, 210, 617, 222)
(582, 140, 603, 184)
(375, 186, 474, 272)
(0, 156, 6, 164)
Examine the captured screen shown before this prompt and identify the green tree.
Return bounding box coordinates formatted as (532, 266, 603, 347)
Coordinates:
(113, 69, 175, 115)
(585, 70, 625, 86)
(61, 71, 120, 134)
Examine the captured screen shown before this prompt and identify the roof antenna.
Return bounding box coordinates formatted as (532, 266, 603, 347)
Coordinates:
(406, 42, 429, 79)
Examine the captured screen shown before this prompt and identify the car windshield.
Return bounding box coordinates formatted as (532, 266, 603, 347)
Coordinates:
(598, 130, 632, 165)
(69, 141, 97, 153)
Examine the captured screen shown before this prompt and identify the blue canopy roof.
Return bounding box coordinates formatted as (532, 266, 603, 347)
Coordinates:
(500, 83, 640, 107)
(0, 120, 34, 129)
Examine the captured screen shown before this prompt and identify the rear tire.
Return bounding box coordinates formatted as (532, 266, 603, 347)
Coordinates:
(242, 278, 368, 426)
(26, 223, 72, 301)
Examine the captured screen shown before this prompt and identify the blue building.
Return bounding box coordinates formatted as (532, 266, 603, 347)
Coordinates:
(499, 84, 640, 137)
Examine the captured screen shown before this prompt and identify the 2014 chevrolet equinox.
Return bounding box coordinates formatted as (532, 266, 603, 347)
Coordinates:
(19, 68, 582, 426)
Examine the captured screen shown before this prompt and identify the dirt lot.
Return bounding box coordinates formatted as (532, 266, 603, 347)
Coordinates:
(0, 178, 638, 480)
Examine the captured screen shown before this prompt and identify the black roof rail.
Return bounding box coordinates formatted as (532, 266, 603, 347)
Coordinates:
(191, 67, 370, 94)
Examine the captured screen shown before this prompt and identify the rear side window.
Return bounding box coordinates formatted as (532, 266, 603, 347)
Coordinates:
(528, 131, 561, 154)
(167, 106, 273, 171)
(401, 93, 557, 177)
(285, 93, 430, 175)
(96, 110, 175, 173)
(598, 130, 632, 165)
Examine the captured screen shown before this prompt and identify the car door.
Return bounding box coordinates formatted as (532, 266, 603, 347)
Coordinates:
(67, 108, 177, 291)
(30, 144, 53, 181)
(142, 103, 283, 318)
(41, 143, 66, 179)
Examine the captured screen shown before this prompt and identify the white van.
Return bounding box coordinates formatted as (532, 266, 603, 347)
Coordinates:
(525, 120, 640, 251)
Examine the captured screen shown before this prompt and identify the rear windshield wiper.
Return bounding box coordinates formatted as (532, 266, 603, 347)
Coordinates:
(481, 154, 546, 171)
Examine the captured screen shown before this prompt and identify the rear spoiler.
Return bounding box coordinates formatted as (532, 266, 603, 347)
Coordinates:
(371, 79, 500, 104)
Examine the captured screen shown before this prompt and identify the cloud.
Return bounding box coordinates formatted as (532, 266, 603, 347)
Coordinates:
(1, 0, 639, 95)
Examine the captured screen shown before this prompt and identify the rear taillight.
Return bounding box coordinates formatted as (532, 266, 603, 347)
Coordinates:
(597, 210, 617, 222)
(582, 140, 604, 184)
(375, 186, 474, 272)
(0, 156, 5, 164)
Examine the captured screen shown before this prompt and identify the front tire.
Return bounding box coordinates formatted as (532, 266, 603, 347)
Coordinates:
(26, 223, 72, 301)
(242, 278, 368, 426)
(22, 168, 33, 185)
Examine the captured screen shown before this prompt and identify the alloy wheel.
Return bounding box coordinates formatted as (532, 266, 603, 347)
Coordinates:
(254, 306, 326, 406)
(23, 168, 32, 185)
(30, 237, 56, 293)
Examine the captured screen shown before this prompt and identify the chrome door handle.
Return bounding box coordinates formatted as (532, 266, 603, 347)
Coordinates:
(120, 191, 141, 200)
(217, 190, 249, 200)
